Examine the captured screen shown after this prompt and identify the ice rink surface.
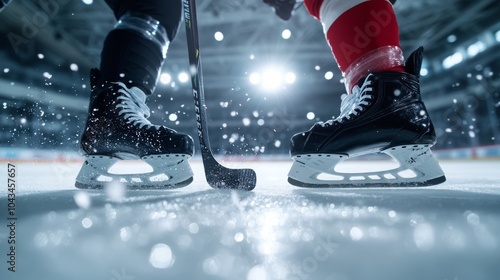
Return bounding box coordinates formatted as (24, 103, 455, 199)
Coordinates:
(1, 158, 500, 280)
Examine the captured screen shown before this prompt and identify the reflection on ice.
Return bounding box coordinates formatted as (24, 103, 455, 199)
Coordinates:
(120, 226, 132, 242)
(349, 226, 363, 241)
(466, 211, 480, 225)
(73, 191, 91, 209)
(149, 243, 174, 269)
(413, 223, 435, 250)
(5, 161, 500, 279)
(81, 217, 93, 229)
(247, 265, 269, 280)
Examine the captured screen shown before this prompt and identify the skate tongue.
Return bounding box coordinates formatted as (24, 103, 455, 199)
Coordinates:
(115, 83, 154, 128)
(338, 93, 357, 118)
(404, 46, 424, 78)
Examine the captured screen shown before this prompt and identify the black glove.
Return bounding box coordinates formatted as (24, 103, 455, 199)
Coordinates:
(263, 0, 298, 21)
(1, 0, 12, 12)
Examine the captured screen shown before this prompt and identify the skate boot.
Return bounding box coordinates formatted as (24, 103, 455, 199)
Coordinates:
(288, 47, 445, 187)
(75, 69, 194, 189)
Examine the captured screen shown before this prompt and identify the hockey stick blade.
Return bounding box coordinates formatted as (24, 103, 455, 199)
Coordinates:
(183, 0, 257, 191)
(202, 148, 256, 190)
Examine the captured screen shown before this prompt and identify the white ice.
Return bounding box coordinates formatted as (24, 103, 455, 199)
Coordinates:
(1, 159, 499, 280)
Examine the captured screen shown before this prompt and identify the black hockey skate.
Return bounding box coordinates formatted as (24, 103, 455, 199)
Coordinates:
(75, 69, 194, 189)
(288, 47, 446, 187)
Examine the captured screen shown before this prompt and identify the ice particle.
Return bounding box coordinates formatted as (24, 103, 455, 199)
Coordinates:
(74, 191, 91, 209)
(350, 227, 363, 241)
(466, 212, 480, 226)
(189, 64, 197, 75)
(188, 223, 199, 234)
(234, 232, 245, 242)
(149, 243, 174, 269)
(281, 29, 291, 39)
(324, 71, 334, 80)
(203, 257, 221, 275)
(413, 223, 434, 250)
(242, 118, 251, 126)
(247, 265, 268, 280)
(388, 210, 397, 218)
(306, 112, 315, 120)
(169, 113, 178, 121)
(274, 140, 281, 148)
(105, 181, 126, 202)
(120, 227, 131, 242)
(81, 217, 93, 228)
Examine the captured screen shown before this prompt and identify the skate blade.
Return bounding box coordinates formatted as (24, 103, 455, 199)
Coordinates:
(75, 154, 193, 189)
(288, 144, 446, 188)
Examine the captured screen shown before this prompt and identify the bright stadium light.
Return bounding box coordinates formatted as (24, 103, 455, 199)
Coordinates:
(160, 73, 172, 84)
(249, 72, 261, 85)
(284, 72, 296, 84)
(214, 31, 224, 42)
(178, 72, 189, 83)
(442, 52, 463, 69)
(261, 67, 282, 91)
(282, 29, 291, 40)
(250, 65, 296, 92)
(467, 41, 486, 57)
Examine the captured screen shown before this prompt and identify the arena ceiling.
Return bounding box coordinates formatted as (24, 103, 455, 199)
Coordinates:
(0, 0, 499, 149)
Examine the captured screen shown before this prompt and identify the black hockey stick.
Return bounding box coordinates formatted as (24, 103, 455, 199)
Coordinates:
(183, 0, 256, 191)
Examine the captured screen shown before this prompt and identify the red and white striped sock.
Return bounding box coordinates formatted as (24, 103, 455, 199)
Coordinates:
(304, 0, 405, 91)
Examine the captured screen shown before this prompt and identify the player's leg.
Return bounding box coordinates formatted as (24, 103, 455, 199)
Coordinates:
(76, 0, 194, 189)
(288, 0, 445, 187)
(305, 0, 404, 91)
(98, 0, 182, 95)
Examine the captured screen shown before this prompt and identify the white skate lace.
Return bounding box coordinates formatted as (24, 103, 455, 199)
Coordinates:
(320, 74, 374, 127)
(114, 82, 157, 129)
